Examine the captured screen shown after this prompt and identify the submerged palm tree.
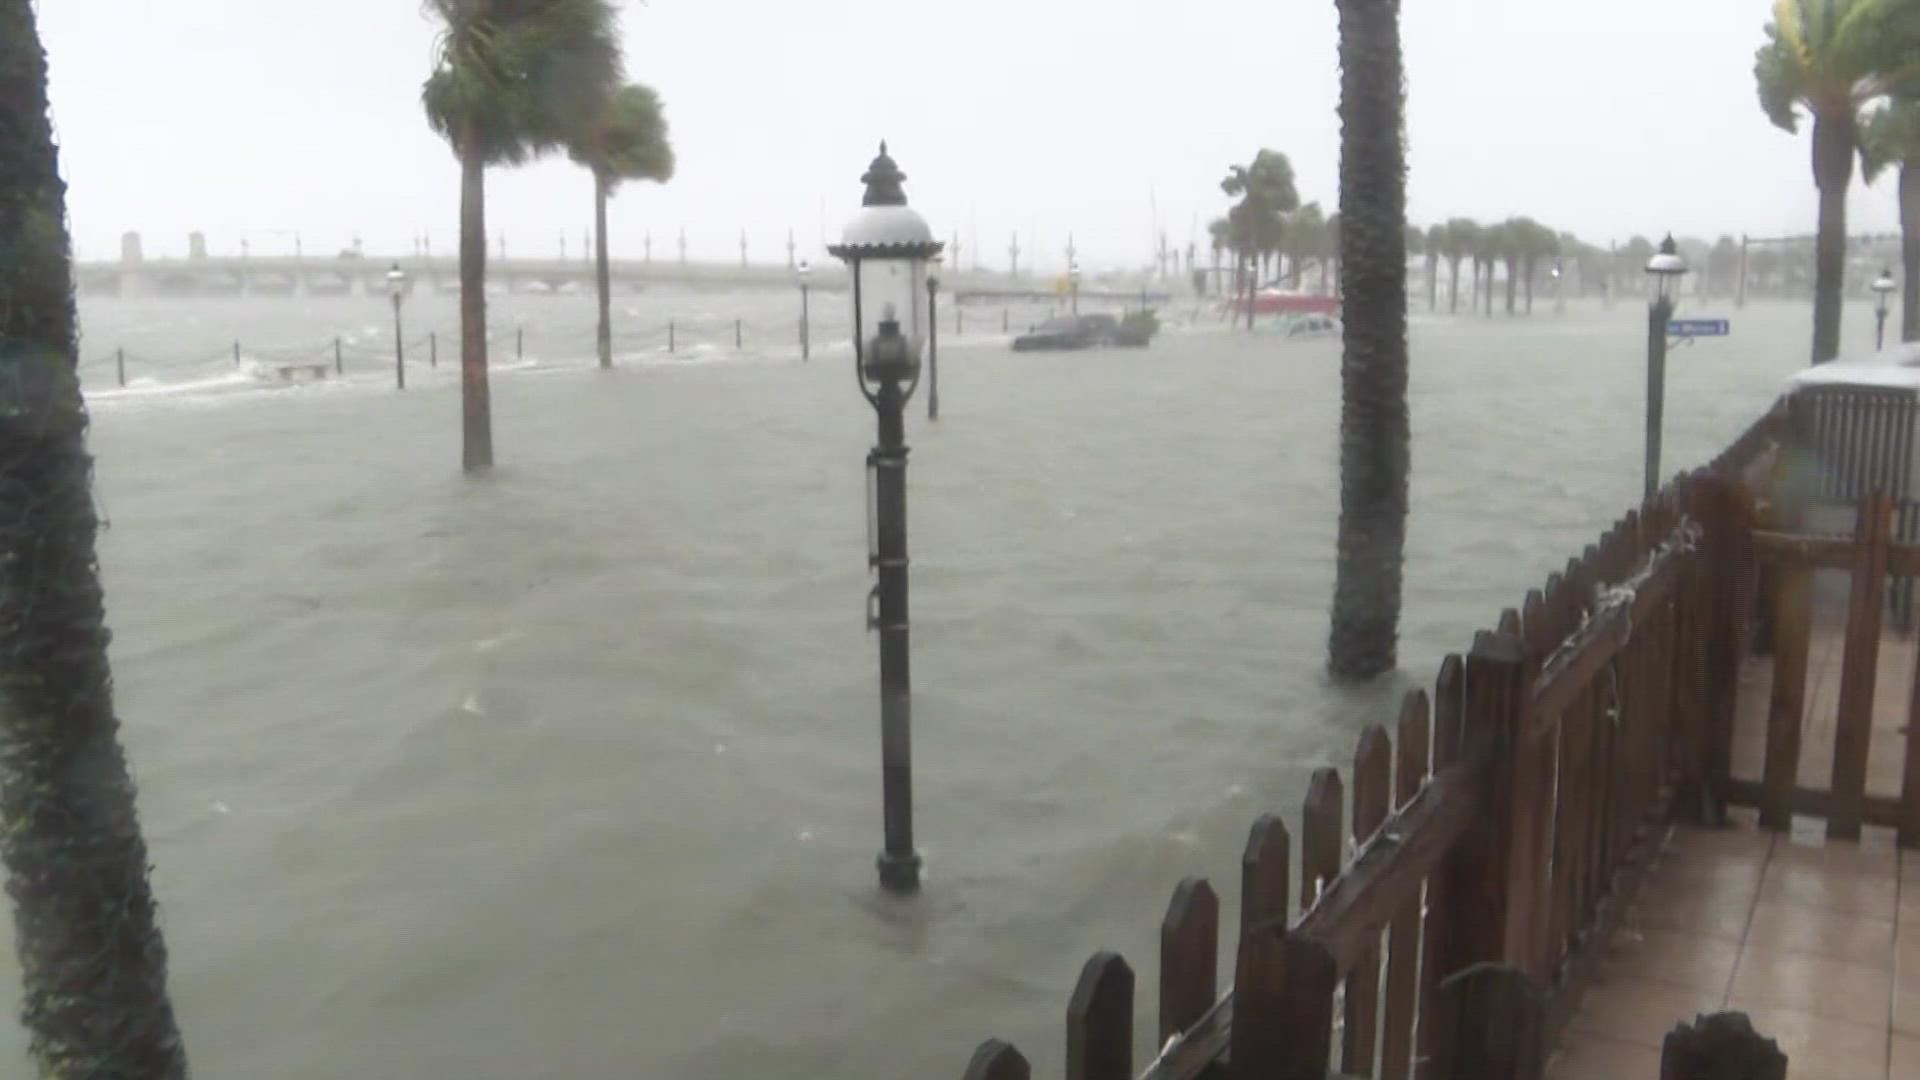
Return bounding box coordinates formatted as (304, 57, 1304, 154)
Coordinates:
(1756, 0, 1920, 362)
(568, 83, 675, 368)
(423, 0, 623, 471)
(1222, 150, 1300, 329)
(1863, 98, 1920, 341)
(1440, 218, 1476, 313)
(1328, 0, 1411, 681)
(0, 2, 187, 1073)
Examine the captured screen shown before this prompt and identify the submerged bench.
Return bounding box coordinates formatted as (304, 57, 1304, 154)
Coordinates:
(275, 364, 328, 381)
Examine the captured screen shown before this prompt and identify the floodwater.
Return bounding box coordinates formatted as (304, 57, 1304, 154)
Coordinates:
(0, 290, 1847, 1077)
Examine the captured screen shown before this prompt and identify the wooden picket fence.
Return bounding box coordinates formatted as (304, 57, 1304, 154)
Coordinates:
(958, 405, 1797, 1080)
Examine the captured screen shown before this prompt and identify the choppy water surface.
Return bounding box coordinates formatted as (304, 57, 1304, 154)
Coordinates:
(0, 291, 1838, 1077)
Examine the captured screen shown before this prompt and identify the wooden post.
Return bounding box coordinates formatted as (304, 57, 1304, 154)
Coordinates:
(429, 331, 437, 368)
(1380, 691, 1430, 1080)
(233, 340, 241, 367)
(1231, 926, 1338, 1080)
(516, 327, 524, 360)
(1433, 633, 1529, 1022)
(1758, 554, 1810, 832)
(1302, 769, 1344, 911)
(333, 337, 342, 375)
(1159, 878, 1218, 1044)
(1694, 473, 1749, 824)
(1344, 726, 1392, 1077)
(735, 318, 743, 348)
(1066, 951, 1133, 1080)
(1437, 965, 1545, 1080)
(116, 347, 125, 387)
(1417, 654, 1465, 1080)
(963, 1040, 1032, 1080)
(1830, 493, 1893, 840)
(669, 321, 676, 352)
(1241, 814, 1290, 935)
(1659, 1012, 1786, 1080)
(1003, 308, 1009, 333)
(1903, 613, 1920, 846)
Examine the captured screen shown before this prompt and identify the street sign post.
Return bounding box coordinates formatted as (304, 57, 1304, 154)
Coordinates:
(1668, 318, 1730, 338)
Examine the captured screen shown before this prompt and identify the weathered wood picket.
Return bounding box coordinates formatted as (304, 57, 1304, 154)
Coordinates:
(958, 404, 1836, 1080)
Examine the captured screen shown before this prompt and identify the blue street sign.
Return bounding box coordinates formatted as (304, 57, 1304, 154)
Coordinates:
(1668, 318, 1730, 338)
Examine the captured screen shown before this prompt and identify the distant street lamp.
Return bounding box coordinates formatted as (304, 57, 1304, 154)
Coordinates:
(1874, 267, 1897, 351)
(1643, 234, 1688, 501)
(1069, 259, 1082, 315)
(387, 263, 409, 390)
(827, 141, 942, 895)
(797, 259, 812, 362)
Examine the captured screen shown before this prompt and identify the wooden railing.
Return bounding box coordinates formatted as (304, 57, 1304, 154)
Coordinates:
(958, 408, 1791, 1080)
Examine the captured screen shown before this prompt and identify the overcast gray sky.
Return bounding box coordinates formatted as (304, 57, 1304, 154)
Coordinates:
(37, 0, 1903, 271)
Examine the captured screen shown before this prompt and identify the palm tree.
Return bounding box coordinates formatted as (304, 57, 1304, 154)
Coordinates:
(568, 83, 674, 369)
(0, 3, 188, 1074)
(424, 0, 624, 471)
(1709, 235, 1742, 298)
(1510, 217, 1558, 314)
(1863, 98, 1920, 341)
(1286, 202, 1328, 290)
(1475, 223, 1502, 317)
(1441, 218, 1477, 313)
(1756, 0, 1920, 362)
(1328, 0, 1411, 682)
(1424, 224, 1445, 310)
(1221, 150, 1300, 329)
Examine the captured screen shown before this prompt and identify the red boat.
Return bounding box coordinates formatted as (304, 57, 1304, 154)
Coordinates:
(1227, 288, 1340, 317)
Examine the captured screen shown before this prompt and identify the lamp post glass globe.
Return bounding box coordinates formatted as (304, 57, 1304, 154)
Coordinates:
(1874, 268, 1896, 318)
(386, 263, 408, 303)
(1645, 234, 1687, 303)
(828, 142, 942, 395)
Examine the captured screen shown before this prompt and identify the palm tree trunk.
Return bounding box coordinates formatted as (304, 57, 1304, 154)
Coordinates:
(1902, 164, 1918, 343)
(595, 172, 613, 368)
(0, 4, 188, 1073)
(1426, 253, 1438, 310)
(1810, 110, 1855, 363)
(1448, 258, 1460, 313)
(1523, 257, 1535, 314)
(1504, 258, 1518, 314)
(460, 134, 494, 470)
(1328, 0, 1410, 682)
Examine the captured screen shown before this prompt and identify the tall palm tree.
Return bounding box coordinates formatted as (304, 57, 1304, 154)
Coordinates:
(1475, 223, 1502, 317)
(1511, 218, 1558, 314)
(1424, 224, 1445, 311)
(568, 83, 674, 369)
(1328, 0, 1411, 682)
(1756, 0, 1920, 362)
(0, 3, 188, 1074)
(1863, 98, 1920, 341)
(1222, 150, 1300, 329)
(423, 0, 623, 471)
(1441, 218, 1477, 313)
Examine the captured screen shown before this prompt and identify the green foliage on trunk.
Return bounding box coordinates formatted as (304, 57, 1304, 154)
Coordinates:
(1754, 0, 1920, 361)
(566, 83, 674, 369)
(0, 2, 188, 1074)
(422, 0, 624, 470)
(1863, 98, 1920, 341)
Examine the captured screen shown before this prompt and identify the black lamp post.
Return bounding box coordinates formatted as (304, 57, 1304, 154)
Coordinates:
(1069, 259, 1082, 315)
(1874, 267, 1897, 351)
(827, 142, 943, 894)
(1643, 234, 1687, 501)
(387, 263, 409, 390)
(798, 259, 812, 362)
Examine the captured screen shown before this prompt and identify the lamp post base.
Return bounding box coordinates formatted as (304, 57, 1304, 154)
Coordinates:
(876, 849, 922, 893)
